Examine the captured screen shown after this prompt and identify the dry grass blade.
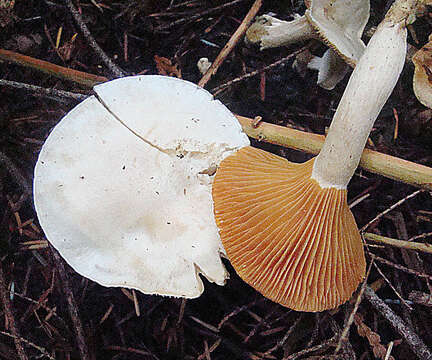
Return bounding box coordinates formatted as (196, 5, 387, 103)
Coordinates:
(63, 0, 126, 78)
(198, 0, 262, 87)
(50, 247, 91, 360)
(363, 232, 432, 254)
(360, 190, 424, 232)
(0, 265, 28, 360)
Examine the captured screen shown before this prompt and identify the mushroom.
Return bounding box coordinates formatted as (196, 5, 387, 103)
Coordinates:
(306, 0, 370, 66)
(34, 75, 250, 298)
(197, 57, 212, 75)
(246, 13, 314, 50)
(245, 0, 370, 89)
(213, 0, 412, 312)
(412, 33, 432, 108)
(246, 0, 370, 65)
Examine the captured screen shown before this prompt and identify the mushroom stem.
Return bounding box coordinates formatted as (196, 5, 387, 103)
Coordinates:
(246, 15, 315, 49)
(307, 49, 349, 90)
(311, 0, 413, 189)
(236, 115, 432, 191)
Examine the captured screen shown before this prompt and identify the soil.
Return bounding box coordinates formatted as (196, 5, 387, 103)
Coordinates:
(0, 1, 431, 359)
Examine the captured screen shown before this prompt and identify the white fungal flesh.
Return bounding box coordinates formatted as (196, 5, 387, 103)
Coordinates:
(311, 9, 408, 189)
(246, 15, 315, 50)
(306, 0, 370, 65)
(34, 75, 250, 298)
(246, 1, 370, 67)
(246, 1, 370, 89)
(197, 58, 212, 75)
(307, 48, 349, 90)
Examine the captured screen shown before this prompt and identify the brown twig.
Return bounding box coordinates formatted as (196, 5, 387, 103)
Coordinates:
(0, 149, 31, 196)
(0, 331, 54, 360)
(211, 46, 308, 95)
(363, 232, 432, 255)
(0, 79, 87, 103)
(154, 0, 246, 32)
(51, 246, 91, 360)
(284, 335, 338, 360)
(360, 189, 424, 232)
(373, 255, 432, 281)
(372, 262, 413, 310)
(336, 258, 374, 353)
(364, 286, 432, 360)
(0, 263, 28, 360)
(262, 315, 302, 359)
(0, 49, 108, 87)
(236, 116, 432, 191)
(63, 0, 127, 78)
(198, 0, 262, 87)
(408, 231, 432, 242)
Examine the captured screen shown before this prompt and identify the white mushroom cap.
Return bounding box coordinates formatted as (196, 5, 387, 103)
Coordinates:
(246, 1, 370, 67)
(34, 75, 250, 298)
(306, 0, 370, 66)
(245, 1, 369, 89)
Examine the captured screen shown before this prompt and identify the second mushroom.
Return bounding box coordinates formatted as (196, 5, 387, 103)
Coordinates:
(213, 0, 413, 312)
(245, 0, 370, 89)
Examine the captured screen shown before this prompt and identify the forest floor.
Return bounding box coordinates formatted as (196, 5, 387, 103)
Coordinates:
(0, 1, 432, 359)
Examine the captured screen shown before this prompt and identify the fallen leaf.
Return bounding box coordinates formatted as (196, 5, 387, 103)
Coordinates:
(154, 55, 182, 78)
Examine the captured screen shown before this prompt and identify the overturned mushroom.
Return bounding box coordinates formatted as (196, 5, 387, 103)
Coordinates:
(34, 75, 250, 298)
(213, 0, 411, 312)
